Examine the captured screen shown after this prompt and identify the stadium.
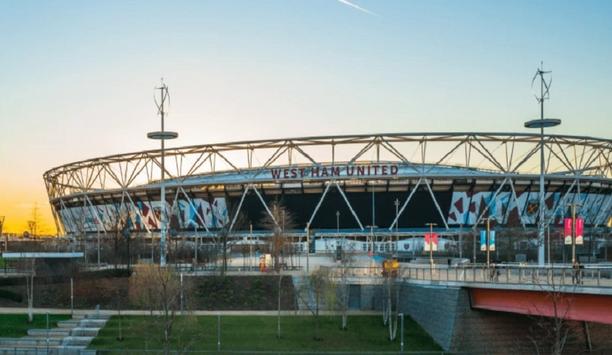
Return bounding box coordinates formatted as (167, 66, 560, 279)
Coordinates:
(43, 132, 612, 258)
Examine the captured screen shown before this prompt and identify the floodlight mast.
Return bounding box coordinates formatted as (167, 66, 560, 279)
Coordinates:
(524, 63, 561, 266)
(147, 80, 178, 267)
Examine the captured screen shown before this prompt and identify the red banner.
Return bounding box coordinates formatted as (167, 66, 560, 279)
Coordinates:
(432, 233, 438, 251)
(564, 218, 573, 245)
(576, 218, 584, 245)
(424, 233, 438, 252)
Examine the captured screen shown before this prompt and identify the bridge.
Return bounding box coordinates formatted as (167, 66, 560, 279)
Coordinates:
(333, 263, 612, 323)
(325, 263, 612, 352)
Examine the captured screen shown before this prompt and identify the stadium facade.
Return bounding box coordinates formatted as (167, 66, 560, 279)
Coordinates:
(43, 133, 612, 252)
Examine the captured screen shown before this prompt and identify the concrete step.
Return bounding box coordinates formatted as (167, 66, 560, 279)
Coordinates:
(0, 345, 89, 355)
(60, 336, 94, 347)
(56, 320, 80, 329)
(0, 338, 62, 347)
(83, 313, 110, 320)
(76, 319, 106, 328)
(69, 327, 100, 337)
(26, 329, 71, 337)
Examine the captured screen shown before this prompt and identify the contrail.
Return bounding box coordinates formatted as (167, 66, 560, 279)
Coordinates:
(337, 0, 378, 16)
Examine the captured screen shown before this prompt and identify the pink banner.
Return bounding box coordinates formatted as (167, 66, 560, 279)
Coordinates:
(431, 233, 439, 251)
(564, 218, 573, 245)
(424, 233, 431, 251)
(576, 218, 584, 245)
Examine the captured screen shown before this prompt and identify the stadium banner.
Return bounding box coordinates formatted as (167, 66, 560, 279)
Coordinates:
(432, 233, 438, 251)
(424, 233, 438, 252)
(480, 230, 495, 251)
(564, 218, 573, 245)
(576, 218, 584, 245)
(480, 231, 486, 251)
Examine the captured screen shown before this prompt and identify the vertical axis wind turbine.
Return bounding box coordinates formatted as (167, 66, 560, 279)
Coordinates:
(524, 63, 561, 266)
(148, 79, 178, 267)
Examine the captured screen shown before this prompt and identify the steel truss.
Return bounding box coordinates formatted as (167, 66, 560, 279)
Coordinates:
(44, 133, 612, 235)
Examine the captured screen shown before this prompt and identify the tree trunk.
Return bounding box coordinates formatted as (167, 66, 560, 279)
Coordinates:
(26, 275, 34, 323)
(277, 273, 282, 338)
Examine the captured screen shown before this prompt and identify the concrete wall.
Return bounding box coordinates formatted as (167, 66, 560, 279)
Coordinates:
(399, 281, 612, 354)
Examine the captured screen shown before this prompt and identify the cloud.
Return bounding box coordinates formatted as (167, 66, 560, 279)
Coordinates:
(337, 0, 378, 16)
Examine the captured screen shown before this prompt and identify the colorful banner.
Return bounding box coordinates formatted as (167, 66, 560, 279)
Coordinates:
(480, 230, 487, 251)
(563, 217, 584, 245)
(564, 218, 573, 245)
(424, 233, 438, 252)
(576, 218, 584, 245)
(480, 230, 495, 251)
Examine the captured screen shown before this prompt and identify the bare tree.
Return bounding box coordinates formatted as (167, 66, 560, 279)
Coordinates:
(297, 267, 335, 341)
(14, 259, 36, 322)
(129, 265, 183, 354)
(517, 269, 579, 355)
(260, 201, 296, 272)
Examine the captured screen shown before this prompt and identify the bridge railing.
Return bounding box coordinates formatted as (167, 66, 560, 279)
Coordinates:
(326, 264, 612, 288)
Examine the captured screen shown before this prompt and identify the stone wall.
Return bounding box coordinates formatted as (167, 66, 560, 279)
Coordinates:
(399, 281, 612, 354)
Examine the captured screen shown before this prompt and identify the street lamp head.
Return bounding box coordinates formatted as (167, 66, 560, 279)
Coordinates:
(524, 118, 561, 129)
(147, 131, 178, 140)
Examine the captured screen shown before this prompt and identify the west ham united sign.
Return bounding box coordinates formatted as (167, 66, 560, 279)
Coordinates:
(270, 164, 399, 180)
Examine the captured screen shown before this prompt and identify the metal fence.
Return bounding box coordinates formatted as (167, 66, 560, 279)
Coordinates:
(326, 264, 612, 289)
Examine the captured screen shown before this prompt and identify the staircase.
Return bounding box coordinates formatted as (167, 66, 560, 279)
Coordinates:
(0, 312, 109, 354)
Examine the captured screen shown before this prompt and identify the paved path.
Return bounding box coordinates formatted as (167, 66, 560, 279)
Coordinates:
(0, 308, 380, 316)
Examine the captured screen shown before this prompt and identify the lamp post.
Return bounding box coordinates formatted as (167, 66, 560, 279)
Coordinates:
(365, 225, 378, 256)
(482, 217, 496, 268)
(425, 223, 437, 269)
(0, 216, 6, 252)
(394, 199, 400, 258)
(306, 227, 310, 273)
(524, 64, 561, 266)
(567, 203, 582, 264)
(147, 80, 178, 267)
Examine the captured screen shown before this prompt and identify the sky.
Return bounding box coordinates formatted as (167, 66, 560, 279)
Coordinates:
(0, 0, 611, 234)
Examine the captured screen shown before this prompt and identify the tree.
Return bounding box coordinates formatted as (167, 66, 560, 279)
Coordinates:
(14, 258, 36, 322)
(298, 267, 334, 341)
(259, 201, 296, 272)
(518, 269, 580, 355)
(130, 265, 196, 354)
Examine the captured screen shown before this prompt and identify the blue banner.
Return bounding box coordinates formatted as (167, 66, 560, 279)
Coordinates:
(480, 230, 496, 251)
(480, 230, 487, 251)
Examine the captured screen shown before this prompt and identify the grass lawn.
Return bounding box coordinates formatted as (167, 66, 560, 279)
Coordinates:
(90, 315, 441, 353)
(0, 314, 71, 337)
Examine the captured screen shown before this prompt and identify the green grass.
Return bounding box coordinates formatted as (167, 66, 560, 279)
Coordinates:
(90, 315, 441, 353)
(0, 314, 71, 337)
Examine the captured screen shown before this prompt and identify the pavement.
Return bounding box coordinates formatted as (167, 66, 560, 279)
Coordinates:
(0, 307, 380, 316)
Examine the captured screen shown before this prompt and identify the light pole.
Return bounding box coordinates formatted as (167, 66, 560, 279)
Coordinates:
(482, 217, 496, 268)
(567, 203, 582, 264)
(524, 64, 561, 266)
(365, 225, 378, 257)
(306, 227, 310, 273)
(425, 223, 437, 269)
(249, 223, 253, 270)
(394, 199, 400, 258)
(0, 216, 6, 252)
(147, 80, 178, 267)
